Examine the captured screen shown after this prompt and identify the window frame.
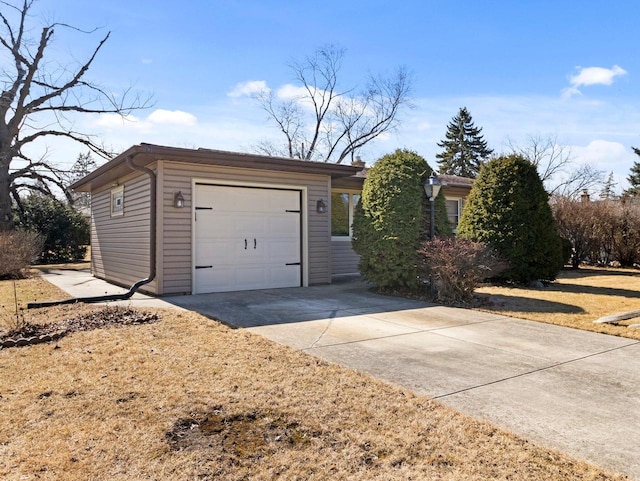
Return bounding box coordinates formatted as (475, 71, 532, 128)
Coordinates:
(111, 186, 124, 217)
(331, 190, 360, 241)
(445, 196, 463, 232)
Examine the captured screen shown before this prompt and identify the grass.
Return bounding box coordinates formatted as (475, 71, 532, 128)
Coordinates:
(475, 267, 640, 340)
(0, 273, 627, 480)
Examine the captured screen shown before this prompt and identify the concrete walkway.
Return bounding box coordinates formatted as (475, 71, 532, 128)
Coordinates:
(41, 270, 639, 479)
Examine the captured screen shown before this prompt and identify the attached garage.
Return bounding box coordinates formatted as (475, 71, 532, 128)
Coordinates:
(70, 144, 362, 296)
(193, 184, 302, 293)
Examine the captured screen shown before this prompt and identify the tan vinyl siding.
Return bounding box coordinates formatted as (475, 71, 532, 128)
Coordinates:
(159, 160, 331, 294)
(90, 172, 157, 293)
(331, 240, 360, 276)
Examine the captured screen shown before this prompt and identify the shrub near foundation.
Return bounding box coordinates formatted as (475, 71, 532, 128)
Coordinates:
(458, 154, 564, 283)
(352, 149, 447, 290)
(418, 237, 506, 304)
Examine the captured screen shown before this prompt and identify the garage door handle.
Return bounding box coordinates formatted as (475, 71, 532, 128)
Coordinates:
(254, 238, 257, 249)
(195, 265, 213, 269)
(244, 239, 247, 250)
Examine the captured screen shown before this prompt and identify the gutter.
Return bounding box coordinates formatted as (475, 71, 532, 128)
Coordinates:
(28, 152, 157, 309)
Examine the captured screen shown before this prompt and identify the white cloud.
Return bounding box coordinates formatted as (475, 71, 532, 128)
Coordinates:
(227, 80, 270, 98)
(93, 113, 141, 128)
(276, 84, 308, 100)
(147, 109, 197, 126)
(141, 58, 153, 64)
(562, 65, 627, 98)
(570, 139, 629, 168)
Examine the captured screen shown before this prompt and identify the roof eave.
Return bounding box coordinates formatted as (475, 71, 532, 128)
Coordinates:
(70, 144, 363, 192)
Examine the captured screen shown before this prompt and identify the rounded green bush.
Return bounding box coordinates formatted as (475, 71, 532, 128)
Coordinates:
(352, 149, 449, 290)
(457, 154, 564, 283)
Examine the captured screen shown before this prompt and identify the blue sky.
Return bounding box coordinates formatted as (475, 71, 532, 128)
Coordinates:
(28, 1, 640, 192)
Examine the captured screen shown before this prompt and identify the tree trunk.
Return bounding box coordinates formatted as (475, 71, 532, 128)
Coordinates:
(0, 160, 14, 231)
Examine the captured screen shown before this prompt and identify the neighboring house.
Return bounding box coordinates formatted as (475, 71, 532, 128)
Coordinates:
(70, 144, 362, 295)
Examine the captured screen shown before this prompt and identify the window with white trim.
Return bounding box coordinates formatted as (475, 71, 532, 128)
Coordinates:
(331, 191, 360, 239)
(111, 186, 124, 216)
(445, 197, 463, 232)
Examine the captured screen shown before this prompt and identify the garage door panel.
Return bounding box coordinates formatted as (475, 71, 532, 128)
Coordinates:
(194, 184, 302, 294)
(269, 266, 301, 287)
(268, 240, 300, 261)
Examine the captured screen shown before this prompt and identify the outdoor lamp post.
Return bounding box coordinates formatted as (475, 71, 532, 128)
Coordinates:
(423, 172, 441, 240)
(424, 172, 441, 299)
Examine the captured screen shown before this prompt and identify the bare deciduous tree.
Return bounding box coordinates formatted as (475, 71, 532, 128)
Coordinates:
(0, 0, 152, 231)
(254, 45, 412, 164)
(508, 134, 604, 198)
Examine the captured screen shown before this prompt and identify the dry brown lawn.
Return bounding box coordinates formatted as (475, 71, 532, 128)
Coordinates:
(476, 267, 640, 340)
(0, 273, 628, 480)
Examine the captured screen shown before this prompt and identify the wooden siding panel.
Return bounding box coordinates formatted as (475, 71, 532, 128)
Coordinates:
(331, 241, 360, 275)
(90, 172, 157, 293)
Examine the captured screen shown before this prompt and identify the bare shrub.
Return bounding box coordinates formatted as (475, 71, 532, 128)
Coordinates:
(0, 230, 44, 279)
(552, 196, 600, 268)
(610, 197, 640, 266)
(555, 196, 640, 267)
(418, 237, 507, 305)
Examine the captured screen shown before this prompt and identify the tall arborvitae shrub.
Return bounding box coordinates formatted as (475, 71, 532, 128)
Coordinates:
(352, 149, 449, 290)
(457, 154, 564, 283)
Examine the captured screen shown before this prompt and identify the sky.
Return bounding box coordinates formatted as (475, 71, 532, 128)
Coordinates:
(10, 0, 640, 193)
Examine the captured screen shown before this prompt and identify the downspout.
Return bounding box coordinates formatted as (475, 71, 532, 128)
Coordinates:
(28, 152, 157, 308)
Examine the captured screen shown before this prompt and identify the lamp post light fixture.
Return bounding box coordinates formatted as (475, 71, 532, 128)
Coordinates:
(424, 172, 441, 299)
(423, 172, 441, 240)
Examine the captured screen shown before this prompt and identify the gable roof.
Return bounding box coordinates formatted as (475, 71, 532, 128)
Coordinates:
(71, 143, 363, 192)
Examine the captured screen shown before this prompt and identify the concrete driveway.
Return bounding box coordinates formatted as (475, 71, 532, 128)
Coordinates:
(41, 270, 639, 479)
(165, 277, 640, 480)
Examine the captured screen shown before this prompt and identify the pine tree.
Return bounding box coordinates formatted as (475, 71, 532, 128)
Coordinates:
(624, 147, 640, 197)
(600, 172, 618, 199)
(436, 107, 493, 178)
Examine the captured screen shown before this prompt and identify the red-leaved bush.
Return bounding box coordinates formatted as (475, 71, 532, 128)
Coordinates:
(418, 237, 507, 305)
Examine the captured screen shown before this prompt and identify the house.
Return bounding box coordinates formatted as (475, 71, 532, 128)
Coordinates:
(71, 144, 363, 295)
(329, 171, 474, 273)
(71, 144, 474, 295)
(437, 174, 474, 232)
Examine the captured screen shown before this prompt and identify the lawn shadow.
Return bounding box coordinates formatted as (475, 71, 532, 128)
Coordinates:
(548, 282, 640, 300)
(561, 267, 640, 279)
(477, 293, 585, 315)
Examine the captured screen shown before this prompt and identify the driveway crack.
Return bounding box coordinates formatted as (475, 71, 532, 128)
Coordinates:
(432, 340, 640, 400)
(308, 310, 338, 349)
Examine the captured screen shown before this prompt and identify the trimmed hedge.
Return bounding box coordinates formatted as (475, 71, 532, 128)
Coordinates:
(457, 154, 564, 283)
(352, 149, 450, 290)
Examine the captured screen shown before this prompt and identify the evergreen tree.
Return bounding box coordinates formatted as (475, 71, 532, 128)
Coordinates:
(599, 172, 618, 199)
(436, 107, 493, 178)
(457, 154, 564, 283)
(624, 147, 640, 197)
(352, 149, 449, 290)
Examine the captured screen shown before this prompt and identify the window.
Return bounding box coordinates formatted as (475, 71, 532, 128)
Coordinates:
(445, 198, 463, 231)
(111, 186, 124, 216)
(331, 191, 360, 239)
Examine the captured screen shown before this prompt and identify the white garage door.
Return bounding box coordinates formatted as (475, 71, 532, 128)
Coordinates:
(193, 184, 302, 293)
